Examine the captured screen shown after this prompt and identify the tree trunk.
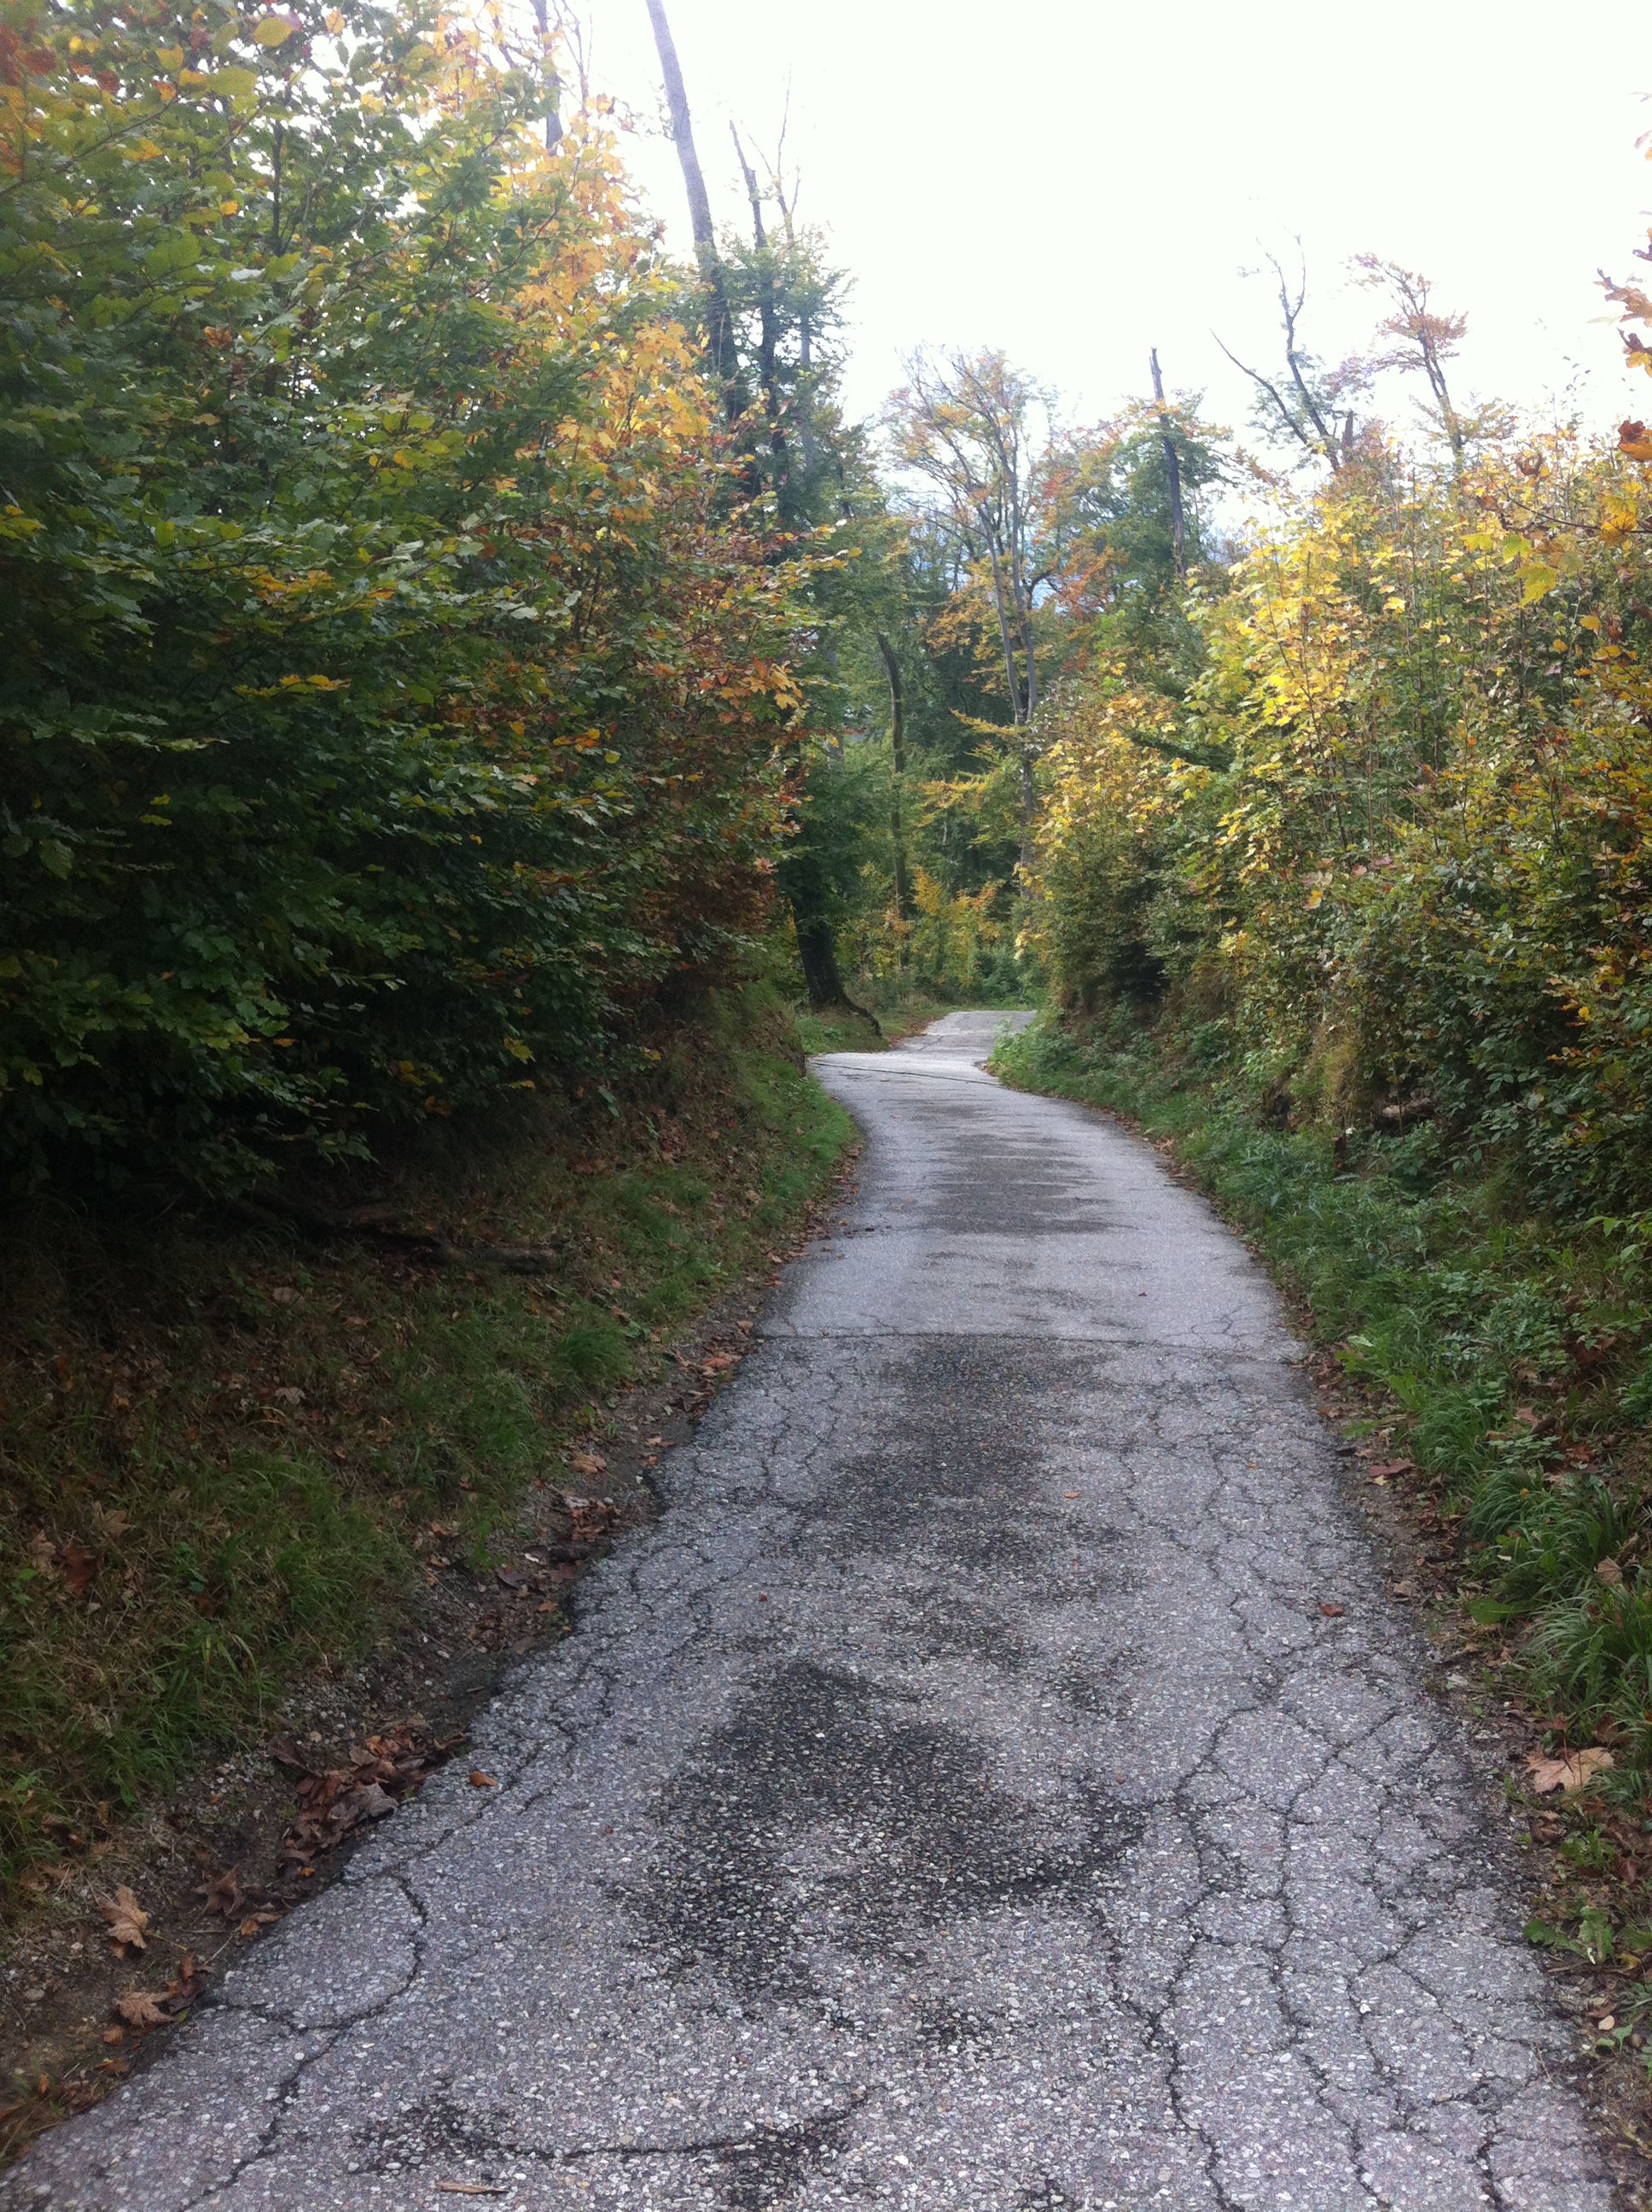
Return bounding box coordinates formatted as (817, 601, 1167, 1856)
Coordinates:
(644, 0, 740, 412)
(529, 0, 560, 148)
(730, 125, 789, 505)
(980, 531, 1027, 725)
(792, 906, 878, 1029)
(1149, 348, 1186, 577)
(875, 630, 914, 924)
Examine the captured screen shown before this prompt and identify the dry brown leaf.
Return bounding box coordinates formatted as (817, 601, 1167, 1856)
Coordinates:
(59, 1540, 98, 1598)
(199, 1866, 243, 1919)
(1527, 1745, 1615, 1795)
(112, 1991, 168, 2029)
(468, 1770, 497, 1789)
(567, 1449, 607, 1477)
(98, 1886, 148, 1952)
(1596, 1557, 1626, 1589)
(1318, 1603, 1346, 1619)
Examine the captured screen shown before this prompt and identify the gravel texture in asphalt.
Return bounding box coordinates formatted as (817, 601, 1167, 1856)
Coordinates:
(4, 1012, 1615, 2210)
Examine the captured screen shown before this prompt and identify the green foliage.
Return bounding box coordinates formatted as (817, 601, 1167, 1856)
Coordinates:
(1, 0, 811, 1190)
(1030, 429, 1652, 1225)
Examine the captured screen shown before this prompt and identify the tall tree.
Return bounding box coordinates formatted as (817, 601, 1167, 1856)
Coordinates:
(1149, 349, 1187, 576)
(641, 5, 880, 1015)
(885, 351, 1056, 819)
(875, 630, 915, 923)
(1348, 257, 1508, 465)
(1218, 247, 1364, 473)
(643, 0, 740, 410)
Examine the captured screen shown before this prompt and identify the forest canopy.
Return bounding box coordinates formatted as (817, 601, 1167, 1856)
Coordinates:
(5, 0, 1652, 1242)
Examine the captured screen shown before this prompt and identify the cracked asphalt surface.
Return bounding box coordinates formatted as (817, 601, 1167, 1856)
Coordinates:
(4, 1011, 1617, 2212)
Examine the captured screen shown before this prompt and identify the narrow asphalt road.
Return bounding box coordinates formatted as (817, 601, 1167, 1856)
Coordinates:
(5, 1013, 1615, 2212)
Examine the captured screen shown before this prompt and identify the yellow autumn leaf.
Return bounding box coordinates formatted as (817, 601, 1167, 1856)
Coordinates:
(1601, 495, 1639, 548)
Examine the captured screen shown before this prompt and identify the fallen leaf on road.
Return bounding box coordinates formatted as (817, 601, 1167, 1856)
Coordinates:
(434, 2187, 507, 2198)
(111, 1991, 169, 2029)
(98, 1886, 148, 1953)
(1318, 1604, 1345, 1618)
(1527, 1746, 1614, 1795)
(1370, 1459, 1414, 1481)
(468, 1770, 497, 1789)
(1062, 1492, 1080, 1499)
(567, 1449, 606, 1477)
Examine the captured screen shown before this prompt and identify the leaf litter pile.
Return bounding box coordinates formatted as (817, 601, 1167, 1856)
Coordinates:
(268, 1720, 462, 1874)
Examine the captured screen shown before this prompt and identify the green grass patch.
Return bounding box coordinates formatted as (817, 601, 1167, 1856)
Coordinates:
(995, 1014, 1652, 1779)
(0, 987, 853, 1889)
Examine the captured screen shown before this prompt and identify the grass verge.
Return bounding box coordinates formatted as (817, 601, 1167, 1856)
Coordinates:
(0, 983, 852, 1900)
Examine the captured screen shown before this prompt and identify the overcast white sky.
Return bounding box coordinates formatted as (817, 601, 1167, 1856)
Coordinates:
(576, 0, 1652, 452)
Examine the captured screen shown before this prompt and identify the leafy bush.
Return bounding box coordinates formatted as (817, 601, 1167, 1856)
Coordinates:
(1027, 433, 1652, 1221)
(1, 0, 810, 1190)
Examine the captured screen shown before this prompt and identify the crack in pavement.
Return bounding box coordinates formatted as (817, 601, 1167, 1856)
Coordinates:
(1, 1010, 1619, 2210)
